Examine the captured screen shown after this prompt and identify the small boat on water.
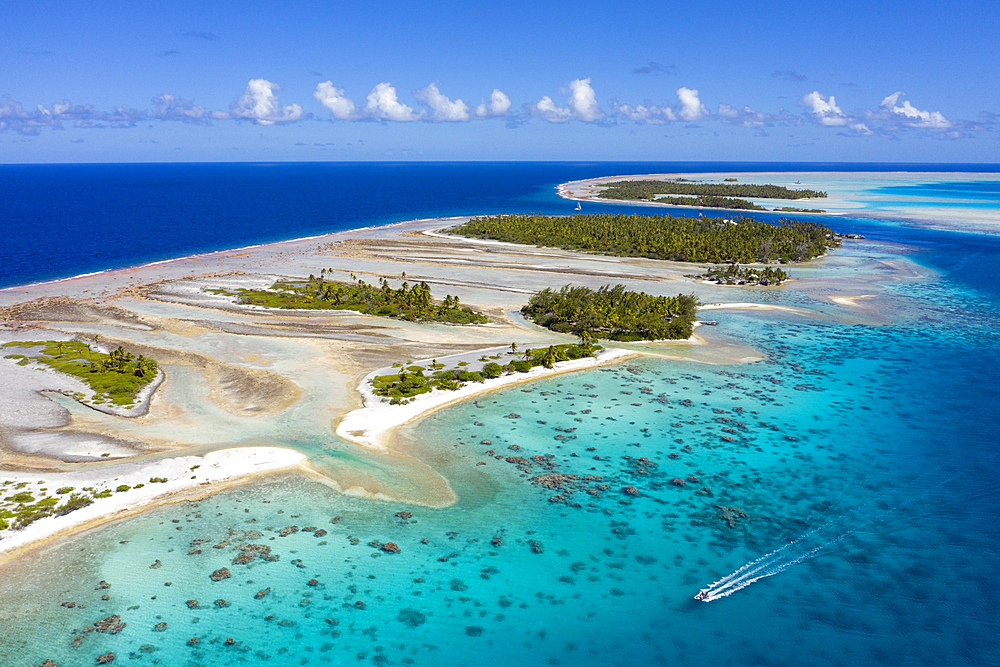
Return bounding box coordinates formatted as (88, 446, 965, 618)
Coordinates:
(694, 590, 709, 601)
(699, 321, 719, 326)
(574, 202, 582, 211)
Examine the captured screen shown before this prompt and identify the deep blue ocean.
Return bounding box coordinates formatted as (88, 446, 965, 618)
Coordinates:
(1, 163, 999, 666)
(1, 161, 998, 289)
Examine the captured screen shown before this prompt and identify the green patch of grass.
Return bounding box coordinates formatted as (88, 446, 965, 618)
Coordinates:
(55, 486, 74, 495)
(149, 477, 168, 483)
(92, 490, 112, 498)
(1, 340, 159, 406)
(115, 485, 131, 492)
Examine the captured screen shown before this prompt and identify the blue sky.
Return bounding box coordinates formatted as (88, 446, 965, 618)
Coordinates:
(2, 0, 998, 163)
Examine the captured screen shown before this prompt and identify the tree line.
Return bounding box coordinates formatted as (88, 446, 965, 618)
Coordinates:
(452, 213, 839, 264)
(522, 284, 700, 341)
(231, 271, 489, 324)
(597, 180, 827, 201)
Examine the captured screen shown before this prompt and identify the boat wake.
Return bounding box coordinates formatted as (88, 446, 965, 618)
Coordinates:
(694, 528, 844, 602)
(695, 469, 1000, 603)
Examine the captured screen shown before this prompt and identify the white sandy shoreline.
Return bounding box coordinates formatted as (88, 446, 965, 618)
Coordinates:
(336, 347, 638, 450)
(0, 447, 308, 564)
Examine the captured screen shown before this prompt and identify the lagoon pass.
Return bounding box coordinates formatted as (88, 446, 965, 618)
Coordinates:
(0, 168, 999, 667)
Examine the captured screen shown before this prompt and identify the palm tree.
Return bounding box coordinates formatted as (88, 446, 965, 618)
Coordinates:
(542, 346, 558, 369)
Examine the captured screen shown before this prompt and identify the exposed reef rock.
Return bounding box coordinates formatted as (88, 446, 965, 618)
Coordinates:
(93, 615, 125, 634)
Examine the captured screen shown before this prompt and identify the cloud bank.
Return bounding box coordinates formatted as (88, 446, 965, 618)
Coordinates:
(0, 76, 976, 142)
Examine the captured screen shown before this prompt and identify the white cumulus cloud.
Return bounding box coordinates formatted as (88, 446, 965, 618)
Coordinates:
(615, 87, 706, 124)
(799, 91, 847, 126)
(531, 78, 604, 122)
(567, 78, 603, 122)
(532, 95, 572, 122)
(475, 89, 511, 117)
(313, 82, 357, 120)
(230, 79, 304, 125)
(413, 83, 470, 121)
(614, 102, 676, 124)
(153, 94, 208, 124)
(880, 92, 951, 128)
(676, 87, 707, 121)
(365, 83, 422, 121)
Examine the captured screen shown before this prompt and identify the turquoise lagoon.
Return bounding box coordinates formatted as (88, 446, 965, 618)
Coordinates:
(2, 170, 1000, 666)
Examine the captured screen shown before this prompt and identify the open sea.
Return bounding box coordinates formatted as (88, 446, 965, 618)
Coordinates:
(1, 162, 999, 666)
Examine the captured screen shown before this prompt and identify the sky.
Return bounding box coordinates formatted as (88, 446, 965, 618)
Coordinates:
(1, 0, 998, 163)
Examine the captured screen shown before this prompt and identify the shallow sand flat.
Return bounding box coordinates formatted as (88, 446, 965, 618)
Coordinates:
(0, 214, 902, 556)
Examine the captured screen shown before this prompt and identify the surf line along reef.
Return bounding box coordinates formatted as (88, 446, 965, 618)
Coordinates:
(0, 209, 855, 665)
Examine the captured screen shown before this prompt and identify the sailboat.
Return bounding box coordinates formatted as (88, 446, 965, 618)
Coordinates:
(574, 202, 582, 212)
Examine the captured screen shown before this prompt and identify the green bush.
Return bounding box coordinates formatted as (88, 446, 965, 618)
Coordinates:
(482, 362, 503, 379)
(506, 360, 534, 373)
(57, 494, 94, 516)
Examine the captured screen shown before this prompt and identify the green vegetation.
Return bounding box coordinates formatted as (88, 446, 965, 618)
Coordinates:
(56, 494, 94, 516)
(224, 272, 489, 324)
(371, 343, 601, 403)
(775, 207, 826, 213)
(452, 213, 839, 264)
(0, 484, 98, 531)
(523, 284, 699, 341)
(642, 195, 765, 211)
(698, 263, 788, 286)
(2, 340, 159, 407)
(597, 180, 827, 202)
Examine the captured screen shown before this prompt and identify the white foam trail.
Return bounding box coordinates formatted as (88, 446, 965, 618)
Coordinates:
(696, 471, 986, 603)
(696, 532, 840, 602)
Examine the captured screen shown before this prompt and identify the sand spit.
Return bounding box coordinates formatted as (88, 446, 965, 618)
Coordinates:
(0, 447, 308, 563)
(698, 302, 810, 314)
(337, 347, 638, 450)
(830, 295, 876, 306)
